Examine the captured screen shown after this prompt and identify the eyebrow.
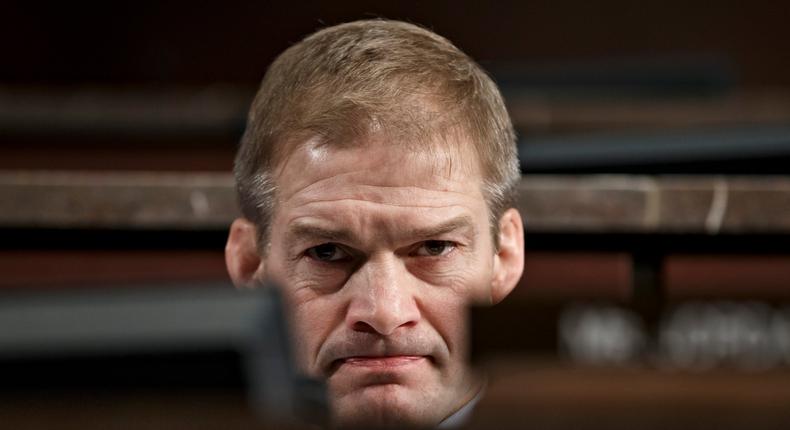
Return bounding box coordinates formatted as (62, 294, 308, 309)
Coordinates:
(286, 223, 355, 244)
(285, 215, 476, 244)
(410, 215, 476, 240)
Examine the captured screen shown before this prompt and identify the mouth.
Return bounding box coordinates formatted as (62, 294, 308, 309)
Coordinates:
(330, 355, 431, 372)
(344, 355, 425, 366)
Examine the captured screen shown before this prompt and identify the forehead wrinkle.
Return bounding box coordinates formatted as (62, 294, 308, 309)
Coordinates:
(281, 172, 478, 203)
(284, 202, 478, 244)
(285, 201, 475, 228)
(277, 167, 373, 201)
(291, 197, 471, 210)
(276, 142, 482, 202)
(287, 181, 484, 208)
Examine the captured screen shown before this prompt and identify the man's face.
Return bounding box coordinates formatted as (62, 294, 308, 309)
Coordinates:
(256, 136, 507, 427)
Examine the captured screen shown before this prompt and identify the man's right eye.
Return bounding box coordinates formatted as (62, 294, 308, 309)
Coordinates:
(306, 243, 349, 262)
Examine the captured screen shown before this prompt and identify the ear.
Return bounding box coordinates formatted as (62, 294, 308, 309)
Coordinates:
(491, 208, 525, 304)
(225, 218, 265, 288)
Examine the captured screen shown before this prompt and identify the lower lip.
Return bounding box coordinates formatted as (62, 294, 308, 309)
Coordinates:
(341, 355, 427, 368)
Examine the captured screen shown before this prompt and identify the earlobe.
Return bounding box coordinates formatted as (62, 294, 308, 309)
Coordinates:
(225, 218, 265, 288)
(491, 208, 525, 304)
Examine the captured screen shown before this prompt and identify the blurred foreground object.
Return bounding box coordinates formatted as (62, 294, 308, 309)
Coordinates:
(0, 285, 326, 429)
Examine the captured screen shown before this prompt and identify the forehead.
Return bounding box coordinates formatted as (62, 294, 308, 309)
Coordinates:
(266, 136, 489, 247)
(274, 134, 484, 207)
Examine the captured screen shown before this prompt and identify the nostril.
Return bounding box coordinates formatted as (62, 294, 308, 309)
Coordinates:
(352, 321, 378, 333)
(351, 319, 418, 335)
(400, 320, 418, 329)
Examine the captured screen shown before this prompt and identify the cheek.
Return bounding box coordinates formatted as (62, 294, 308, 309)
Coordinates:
(265, 247, 349, 375)
(284, 293, 344, 375)
(419, 287, 472, 361)
(417, 257, 495, 362)
(425, 254, 494, 304)
(410, 245, 494, 292)
(269, 249, 351, 295)
(292, 262, 351, 294)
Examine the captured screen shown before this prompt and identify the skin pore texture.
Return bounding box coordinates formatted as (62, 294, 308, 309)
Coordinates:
(226, 134, 524, 428)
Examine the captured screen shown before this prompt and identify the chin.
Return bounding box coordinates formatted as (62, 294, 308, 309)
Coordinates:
(330, 384, 438, 429)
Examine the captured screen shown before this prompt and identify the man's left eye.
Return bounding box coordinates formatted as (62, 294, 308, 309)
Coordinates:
(414, 240, 455, 257)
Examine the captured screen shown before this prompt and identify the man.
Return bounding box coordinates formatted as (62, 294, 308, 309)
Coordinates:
(225, 19, 524, 428)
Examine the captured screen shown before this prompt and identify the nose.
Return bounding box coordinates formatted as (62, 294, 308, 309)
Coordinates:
(344, 258, 421, 336)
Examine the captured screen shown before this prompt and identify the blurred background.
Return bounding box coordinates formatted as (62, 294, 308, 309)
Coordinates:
(2, 1, 790, 428)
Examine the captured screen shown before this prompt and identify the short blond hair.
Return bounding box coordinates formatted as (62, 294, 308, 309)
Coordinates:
(235, 19, 518, 247)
